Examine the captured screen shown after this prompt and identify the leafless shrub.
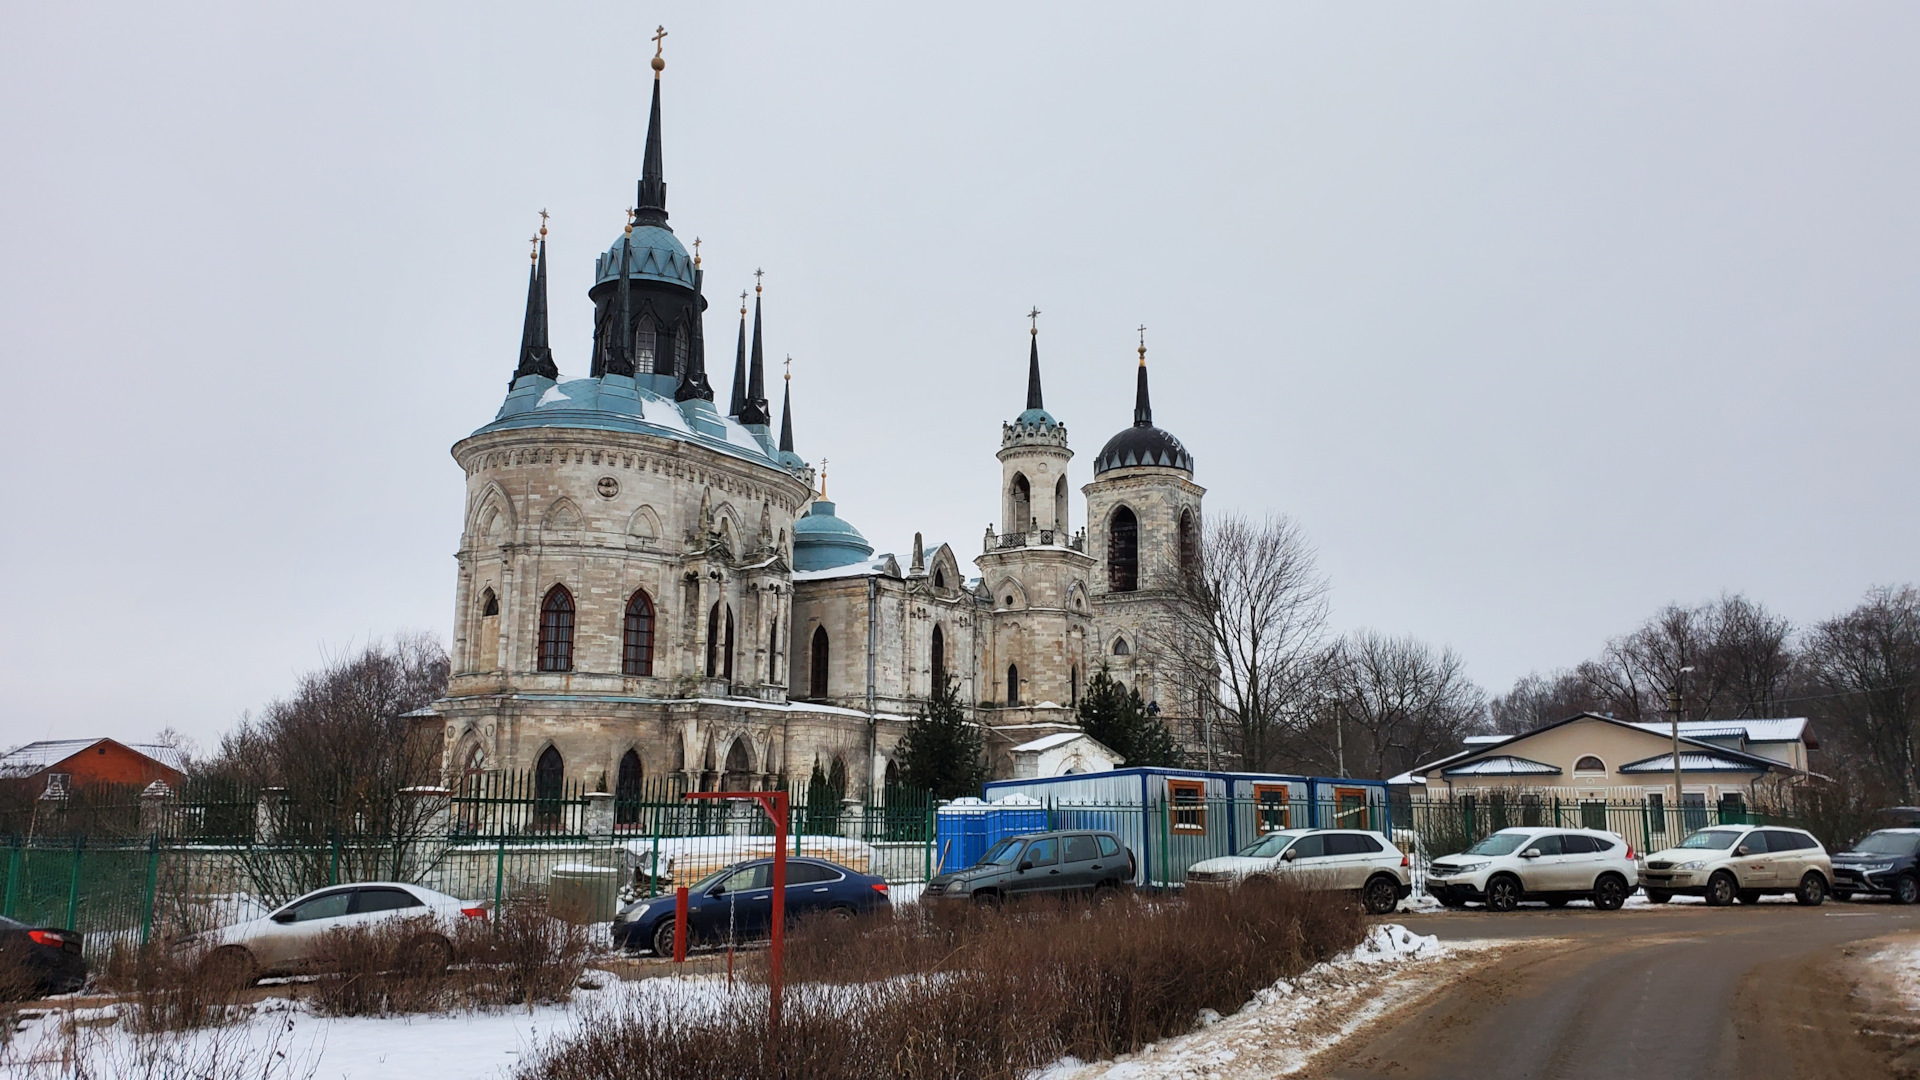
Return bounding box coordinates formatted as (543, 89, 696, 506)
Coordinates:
(0, 1005, 319, 1080)
(521, 882, 1366, 1080)
(455, 900, 592, 1009)
(91, 941, 251, 1033)
(305, 902, 590, 1017)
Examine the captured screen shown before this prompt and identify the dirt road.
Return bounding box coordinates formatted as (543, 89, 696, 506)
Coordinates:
(1319, 902, 1920, 1080)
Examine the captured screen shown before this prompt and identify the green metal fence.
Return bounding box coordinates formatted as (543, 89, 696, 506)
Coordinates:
(1394, 795, 1804, 859)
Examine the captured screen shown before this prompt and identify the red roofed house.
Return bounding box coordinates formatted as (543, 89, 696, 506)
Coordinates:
(0, 739, 186, 797)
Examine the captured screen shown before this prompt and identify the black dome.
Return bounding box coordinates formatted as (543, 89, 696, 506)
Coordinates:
(1095, 423, 1193, 475)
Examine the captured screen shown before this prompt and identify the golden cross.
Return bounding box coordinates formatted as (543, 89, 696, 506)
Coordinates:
(529, 235, 539, 261)
(784, 355, 791, 382)
(652, 25, 668, 59)
(819, 458, 828, 498)
(754, 267, 765, 293)
(1137, 324, 1147, 345)
(740, 289, 749, 313)
(538, 207, 549, 237)
(1028, 306, 1041, 332)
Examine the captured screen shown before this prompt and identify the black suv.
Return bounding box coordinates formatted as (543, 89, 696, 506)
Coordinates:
(922, 830, 1135, 904)
(1832, 828, 1920, 904)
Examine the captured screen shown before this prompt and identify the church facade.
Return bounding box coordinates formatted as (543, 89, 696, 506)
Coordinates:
(432, 53, 1204, 802)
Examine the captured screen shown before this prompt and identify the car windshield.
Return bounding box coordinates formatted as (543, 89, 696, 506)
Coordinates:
(688, 864, 752, 893)
(1238, 833, 1299, 858)
(1851, 832, 1920, 856)
(1462, 833, 1530, 857)
(1677, 829, 1742, 850)
(978, 839, 1024, 866)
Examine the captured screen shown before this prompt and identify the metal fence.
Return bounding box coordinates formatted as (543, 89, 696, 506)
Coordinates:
(1391, 795, 1803, 860)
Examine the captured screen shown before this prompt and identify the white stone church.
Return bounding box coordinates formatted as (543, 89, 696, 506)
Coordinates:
(430, 52, 1204, 803)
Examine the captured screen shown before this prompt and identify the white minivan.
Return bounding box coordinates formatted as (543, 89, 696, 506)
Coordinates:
(1426, 827, 1638, 911)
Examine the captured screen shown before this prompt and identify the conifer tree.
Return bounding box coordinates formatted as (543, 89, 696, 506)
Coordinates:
(896, 675, 989, 800)
(1078, 666, 1184, 767)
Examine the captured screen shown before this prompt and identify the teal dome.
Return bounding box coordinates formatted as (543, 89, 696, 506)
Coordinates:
(793, 500, 874, 571)
(594, 226, 695, 289)
(1014, 407, 1059, 429)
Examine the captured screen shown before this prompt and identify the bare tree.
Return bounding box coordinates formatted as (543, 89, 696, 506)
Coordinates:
(1801, 585, 1920, 802)
(1488, 669, 1600, 734)
(1575, 594, 1794, 722)
(207, 633, 450, 900)
(1158, 513, 1329, 773)
(1296, 632, 1488, 779)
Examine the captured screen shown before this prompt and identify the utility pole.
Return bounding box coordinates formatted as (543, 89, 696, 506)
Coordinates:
(1670, 665, 1694, 832)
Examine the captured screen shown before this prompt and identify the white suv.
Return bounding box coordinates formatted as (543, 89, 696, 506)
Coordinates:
(1640, 825, 1832, 906)
(1185, 829, 1413, 915)
(1427, 827, 1637, 911)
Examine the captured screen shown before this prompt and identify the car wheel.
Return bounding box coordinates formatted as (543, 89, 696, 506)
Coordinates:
(972, 890, 1002, 908)
(1544, 896, 1571, 908)
(1895, 874, 1920, 906)
(1737, 890, 1762, 905)
(404, 935, 453, 976)
(1592, 874, 1628, 912)
(825, 905, 856, 922)
(1484, 875, 1521, 912)
(1795, 872, 1828, 907)
(1643, 888, 1672, 905)
(201, 945, 257, 987)
(650, 917, 680, 957)
(1362, 875, 1400, 916)
(1091, 883, 1119, 908)
(1704, 871, 1738, 907)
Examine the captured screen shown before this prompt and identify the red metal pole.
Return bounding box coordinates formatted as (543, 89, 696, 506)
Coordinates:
(673, 885, 688, 963)
(766, 790, 787, 1040)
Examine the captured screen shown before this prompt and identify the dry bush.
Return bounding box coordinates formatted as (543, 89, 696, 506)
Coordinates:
(91, 942, 252, 1033)
(306, 902, 591, 1017)
(521, 882, 1368, 1080)
(455, 900, 592, 1008)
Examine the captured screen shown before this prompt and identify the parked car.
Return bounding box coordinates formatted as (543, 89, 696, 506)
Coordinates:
(1641, 825, 1832, 906)
(1185, 829, 1412, 915)
(1827, 828, 1919, 904)
(177, 882, 487, 981)
(921, 830, 1135, 906)
(613, 856, 890, 955)
(1427, 827, 1638, 912)
(0, 916, 86, 996)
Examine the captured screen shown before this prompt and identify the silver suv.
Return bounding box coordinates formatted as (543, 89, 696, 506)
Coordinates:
(1185, 829, 1412, 915)
(1641, 825, 1832, 906)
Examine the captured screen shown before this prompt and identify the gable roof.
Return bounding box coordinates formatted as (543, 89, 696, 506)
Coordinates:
(1618, 751, 1770, 774)
(0, 739, 187, 779)
(1439, 755, 1562, 778)
(1411, 712, 1797, 778)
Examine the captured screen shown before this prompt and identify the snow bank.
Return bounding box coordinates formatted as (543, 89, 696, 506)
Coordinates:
(1867, 939, 1920, 1011)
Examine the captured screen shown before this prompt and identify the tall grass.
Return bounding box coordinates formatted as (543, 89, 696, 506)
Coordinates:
(522, 882, 1367, 1080)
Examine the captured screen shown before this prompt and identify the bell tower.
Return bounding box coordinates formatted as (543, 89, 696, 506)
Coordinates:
(997, 310, 1073, 541)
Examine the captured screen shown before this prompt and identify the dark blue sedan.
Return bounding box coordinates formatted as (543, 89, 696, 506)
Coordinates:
(611, 856, 891, 955)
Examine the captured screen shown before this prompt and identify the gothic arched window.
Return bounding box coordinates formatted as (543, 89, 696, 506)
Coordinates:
(1009, 473, 1032, 532)
(810, 626, 830, 699)
(930, 625, 946, 695)
(1007, 663, 1021, 707)
(723, 606, 735, 681)
(623, 590, 654, 676)
(1113, 637, 1131, 656)
(615, 749, 642, 825)
(1108, 507, 1139, 592)
(479, 588, 498, 617)
(1055, 475, 1069, 532)
(535, 745, 564, 827)
(723, 738, 752, 785)
(1179, 509, 1198, 575)
(634, 315, 657, 372)
(934, 568, 946, 590)
(538, 586, 575, 672)
(706, 602, 735, 680)
(1070, 665, 1079, 707)
(672, 320, 689, 376)
(768, 622, 779, 684)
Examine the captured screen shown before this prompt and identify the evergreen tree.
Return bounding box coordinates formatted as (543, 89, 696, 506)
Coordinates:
(1078, 666, 1184, 767)
(896, 676, 989, 800)
(801, 755, 847, 834)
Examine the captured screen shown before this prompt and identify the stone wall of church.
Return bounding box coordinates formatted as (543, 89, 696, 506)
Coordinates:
(789, 550, 985, 719)
(976, 545, 1095, 712)
(1083, 466, 1206, 720)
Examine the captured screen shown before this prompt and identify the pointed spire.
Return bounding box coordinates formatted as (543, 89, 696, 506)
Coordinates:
(1025, 307, 1044, 411)
(606, 220, 637, 377)
(740, 273, 770, 426)
(634, 27, 670, 228)
(1133, 326, 1153, 427)
(674, 245, 713, 402)
(778, 357, 795, 453)
(728, 291, 748, 417)
(512, 213, 557, 384)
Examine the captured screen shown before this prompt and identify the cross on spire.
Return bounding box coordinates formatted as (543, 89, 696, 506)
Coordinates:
(784, 355, 791, 382)
(1028, 306, 1041, 334)
(754, 267, 765, 293)
(538, 208, 549, 236)
(819, 458, 828, 498)
(652, 25, 668, 57)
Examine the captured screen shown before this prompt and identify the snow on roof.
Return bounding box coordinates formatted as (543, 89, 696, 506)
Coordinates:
(1440, 755, 1562, 778)
(1619, 752, 1770, 773)
(1011, 732, 1090, 753)
(0, 739, 185, 778)
(790, 555, 898, 583)
(1386, 771, 1426, 786)
(1626, 717, 1809, 743)
(1462, 734, 1513, 746)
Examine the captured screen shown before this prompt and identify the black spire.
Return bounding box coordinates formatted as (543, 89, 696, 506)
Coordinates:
(1026, 326, 1044, 412)
(728, 294, 748, 417)
(675, 254, 713, 402)
(634, 45, 669, 228)
(778, 365, 795, 453)
(1132, 338, 1153, 426)
(512, 231, 557, 384)
(606, 229, 637, 377)
(739, 281, 770, 426)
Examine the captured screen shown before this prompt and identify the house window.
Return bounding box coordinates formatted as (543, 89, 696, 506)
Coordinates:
(1573, 755, 1606, 776)
(1253, 784, 1290, 833)
(623, 590, 654, 676)
(1647, 792, 1666, 834)
(1334, 787, 1369, 831)
(1168, 779, 1206, 833)
(538, 586, 575, 672)
(1108, 507, 1138, 592)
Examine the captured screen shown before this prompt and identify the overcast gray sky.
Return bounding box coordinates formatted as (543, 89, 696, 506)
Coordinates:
(4, 3, 1916, 753)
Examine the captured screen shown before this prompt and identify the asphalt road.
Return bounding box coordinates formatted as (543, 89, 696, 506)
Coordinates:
(1319, 900, 1920, 1080)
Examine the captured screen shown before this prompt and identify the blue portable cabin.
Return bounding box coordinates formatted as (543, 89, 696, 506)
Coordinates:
(982, 767, 1392, 887)
(932, 796, 1048, 875)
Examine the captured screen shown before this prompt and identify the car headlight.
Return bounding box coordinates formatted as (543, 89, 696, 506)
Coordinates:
(1676, 860, 1707, 871)
(616, 903, 651, 924)
(1856, 863, 1896, 874)
(1450, 861, 1489, 875)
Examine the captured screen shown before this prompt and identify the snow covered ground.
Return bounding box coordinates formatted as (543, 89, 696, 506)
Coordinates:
(1031, 924, 1503, 1080)
(1866, 937, 1920, 1012)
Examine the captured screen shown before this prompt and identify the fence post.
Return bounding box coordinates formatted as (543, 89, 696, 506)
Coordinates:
(1, 840, 18, 919)
(923, 801, 934, 883)
(1640, 801, 1652, 854)
(329, 828, 340, 886)
(648, 810, 660, 899)
(141, 835, 160, 946)
(1552, 796, 1562, 827)
(493, 836, 506, 912)
(65, 836, 84, 932)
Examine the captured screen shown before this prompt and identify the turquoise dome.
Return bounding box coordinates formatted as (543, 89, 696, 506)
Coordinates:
(594, 226, 695, 289)
(792, 500, 874, 571)
(1014, 407, 1059, 429)
(476, 373, 802, 476)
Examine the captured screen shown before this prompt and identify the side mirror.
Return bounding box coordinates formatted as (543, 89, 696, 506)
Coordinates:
(1736, 845, 1751, 856)
(1018, 861, 1034, 872)
(1280, 848, 1298, 862)
(271, 911, 296, 924)
(1520, 849, 1541, 859)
